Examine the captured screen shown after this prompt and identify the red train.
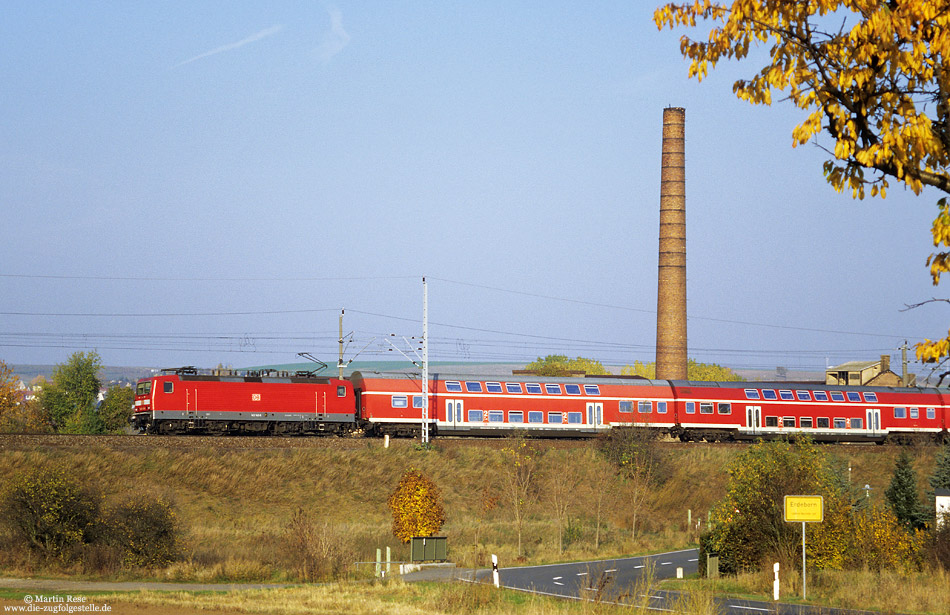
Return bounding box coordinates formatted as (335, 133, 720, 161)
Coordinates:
(131, 367, 950, 444)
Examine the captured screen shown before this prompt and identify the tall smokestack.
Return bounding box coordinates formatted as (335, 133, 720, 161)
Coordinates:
(655, 107, 687, 380)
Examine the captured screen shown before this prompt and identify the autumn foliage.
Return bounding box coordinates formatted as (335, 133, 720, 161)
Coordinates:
(387, 469, 446, 544)
(653, 1, 950, 363)
(700, 438, 929, 575)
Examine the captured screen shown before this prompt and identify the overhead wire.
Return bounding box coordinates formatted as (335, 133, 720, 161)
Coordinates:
(0, 271, 923, 368)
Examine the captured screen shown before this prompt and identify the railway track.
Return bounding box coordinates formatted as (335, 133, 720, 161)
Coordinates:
(0, 433, 876, 452)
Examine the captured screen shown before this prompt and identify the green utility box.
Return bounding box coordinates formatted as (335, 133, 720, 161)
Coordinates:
(410, 536, 447, 563)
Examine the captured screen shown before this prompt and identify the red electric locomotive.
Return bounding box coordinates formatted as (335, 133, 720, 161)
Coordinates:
(131, 366, 356, 435)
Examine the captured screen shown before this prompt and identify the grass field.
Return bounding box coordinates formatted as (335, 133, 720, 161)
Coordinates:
(0, 437, 945, 613)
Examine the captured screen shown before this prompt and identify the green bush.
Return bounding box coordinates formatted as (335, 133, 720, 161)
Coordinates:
(0, 468, 182, 570)
(1, 466, 101, 562)
(104, 497, 180, 568)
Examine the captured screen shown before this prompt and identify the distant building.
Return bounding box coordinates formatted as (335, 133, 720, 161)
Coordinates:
(825, 355, 912, 387)
(937, 489, 950, 527)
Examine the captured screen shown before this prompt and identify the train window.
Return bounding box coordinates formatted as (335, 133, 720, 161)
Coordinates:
(796, 391, 811, 401)
(584, 385, 601, 395)
(509, 411, 524, 423)
(685, 402, 695, 414)
(548, 412, 563, 424)
(744, 389, 761, 400)
(565, 384, 582, 395)
(765, 416, 778, 427)
(910, 407, 919, 419)
(779, 390, 794, 401)
(337, 386, 347, 397)
(567, 412, 583, 424)
(894, 407, 906, 419)
(137, 382, 152, 395)
(506, 383, 523, 394)
(700, 402, 714, 414)
(638, 401, 652, 413)
(468, 410, 483, 422)
(465, 381, 483, 393)
(783, 417, 796, 428)
(526, 383, 543, 394)
(486, 382, 503, 393)
(718, 402, 732, 415)
(928, 408, 936, 419)
(413, 396, 423, 408)
(814, 391, 829, 401)
(619, 401, 633, 413)
(163, 382, 173, 394)
(817, 417, 830, 428)
(528, 411, 543, 423)
(834, 418, 847, 428)
(864, 392, 878, 403)
(847, 392, 861, 402)
(851, 418, 863, 429)
(488, 410, 504, 422)
(830, 392, 845, 402)
(762, 389, 777, 400)
(446, 381, 462, 393)
(392, 395, 408, 408)
(800, 417, 813, 428)
(657, 401, 668, 414)
(545, 384, 562, 395)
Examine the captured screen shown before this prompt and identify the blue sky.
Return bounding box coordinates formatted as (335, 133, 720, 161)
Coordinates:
(1, 2, 946, 377)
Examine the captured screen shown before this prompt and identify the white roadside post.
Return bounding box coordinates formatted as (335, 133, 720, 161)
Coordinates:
(783, 495, 823, 601)
(773, 562, 780, 601)
(491, 554, 500, 588)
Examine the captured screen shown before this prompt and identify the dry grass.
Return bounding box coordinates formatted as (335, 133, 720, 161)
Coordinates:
(100, 578, 724, 615)
(0, 438, 943, 613)
(670, 563, 950, 615)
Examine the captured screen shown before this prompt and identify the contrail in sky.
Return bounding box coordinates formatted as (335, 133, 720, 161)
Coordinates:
(174, 25, 283, 68)
(316, 6, 350, 63)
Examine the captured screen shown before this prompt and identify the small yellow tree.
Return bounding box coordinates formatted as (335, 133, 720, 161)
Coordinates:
(387, 469, 445, 544)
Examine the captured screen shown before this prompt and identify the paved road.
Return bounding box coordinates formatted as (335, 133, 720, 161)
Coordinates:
(461, 549, 875, 615)
(481, 548, 698, 602)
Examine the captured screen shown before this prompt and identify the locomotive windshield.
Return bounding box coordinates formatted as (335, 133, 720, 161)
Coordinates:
(136, 381, 152, 396)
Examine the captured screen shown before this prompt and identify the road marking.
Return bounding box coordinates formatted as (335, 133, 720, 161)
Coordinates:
(553, 581, 564, 586)
(576, 572, 587, 576)
(552, 576, 562, 580)
(730, 606, 769, 612)
(605, 568, 617, 573)
(688, 558, 698, 562)
(634, 565, 644, 569)
(660, 561, 672, 565)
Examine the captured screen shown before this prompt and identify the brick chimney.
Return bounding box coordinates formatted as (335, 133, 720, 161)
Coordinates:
(655, 107, 688, 380)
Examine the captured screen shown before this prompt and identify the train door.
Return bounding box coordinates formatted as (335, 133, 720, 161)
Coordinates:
(586, 402, 603, 427)
(186, 387, 198, 420)
(446, 399, 463, 428)
(866, 408, 880, 436)
(745, 406, 761, 435)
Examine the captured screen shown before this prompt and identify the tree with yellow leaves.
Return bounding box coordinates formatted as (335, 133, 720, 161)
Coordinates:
(387, 468, 446, 544)
(653, 1, 950, 364)
(0, 361, 20, 423)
